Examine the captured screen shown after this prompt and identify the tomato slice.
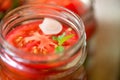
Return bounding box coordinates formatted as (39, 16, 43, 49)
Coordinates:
(6, 21, 78, 55)
(6, 21, 56, 54)
(5, 20, 79, 70)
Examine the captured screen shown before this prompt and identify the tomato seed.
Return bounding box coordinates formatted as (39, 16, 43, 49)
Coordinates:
(32, 46, 39, 54)
(15, 36, 23, 42)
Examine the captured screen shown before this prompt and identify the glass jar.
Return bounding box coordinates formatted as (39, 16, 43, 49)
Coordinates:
(23, 0, 96, 57)
(0, 4, 86, 80)
(0, 0, 23, 20)
(23, 0, 96, 40)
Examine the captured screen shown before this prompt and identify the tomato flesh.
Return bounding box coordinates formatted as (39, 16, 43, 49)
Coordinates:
(6, 21, 78, 56)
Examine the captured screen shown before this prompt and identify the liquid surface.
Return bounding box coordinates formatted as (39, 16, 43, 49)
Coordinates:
(6, 19, 78, 56)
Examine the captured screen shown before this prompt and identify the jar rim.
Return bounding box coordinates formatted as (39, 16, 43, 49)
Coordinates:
(0, 4, 86, 64)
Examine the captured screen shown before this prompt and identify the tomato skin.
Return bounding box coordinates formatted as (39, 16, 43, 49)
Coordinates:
(65, 0, 85, 15)
(65, 2, 79, 15)
(6, 21, 40, 46)
(0, 0, 12, 11)
(6, 21, 41, 53)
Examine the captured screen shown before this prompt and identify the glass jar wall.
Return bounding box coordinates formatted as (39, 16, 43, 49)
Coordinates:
(23, 0, 96, 40)
(0, 4, 86, 80)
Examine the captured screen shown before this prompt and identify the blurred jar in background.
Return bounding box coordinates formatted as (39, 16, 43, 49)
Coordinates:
(0, 0, 23, 19)
(23, 0, 97, 57)
(24, 0, 96, 41)
(0, 0, 96, 55)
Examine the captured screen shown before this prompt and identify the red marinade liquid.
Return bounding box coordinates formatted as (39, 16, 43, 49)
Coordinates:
(1, 20, 79, 79)
(6, 21, 78, 56)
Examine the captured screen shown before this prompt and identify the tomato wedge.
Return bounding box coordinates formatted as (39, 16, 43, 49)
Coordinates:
(6, 21, 55, 54)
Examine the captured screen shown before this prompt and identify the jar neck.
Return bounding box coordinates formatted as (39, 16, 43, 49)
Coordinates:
(0, 4, 86, 68)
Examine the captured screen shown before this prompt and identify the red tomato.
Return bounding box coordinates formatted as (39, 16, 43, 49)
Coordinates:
(65, 2, 79, 15)
(63, 27, 78, 48)
(6, 21, 78, 56)
(6, 20, 79, 69)
(0, 0, 12, 11)
(65, 0, 87, 16)
(6, 21, 56, 54)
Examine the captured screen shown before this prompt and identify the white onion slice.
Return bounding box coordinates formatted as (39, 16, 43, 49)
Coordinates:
(39, 18, 62, 35)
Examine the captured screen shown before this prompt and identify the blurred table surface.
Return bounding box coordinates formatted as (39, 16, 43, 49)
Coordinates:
(86, 0, 120, 80)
